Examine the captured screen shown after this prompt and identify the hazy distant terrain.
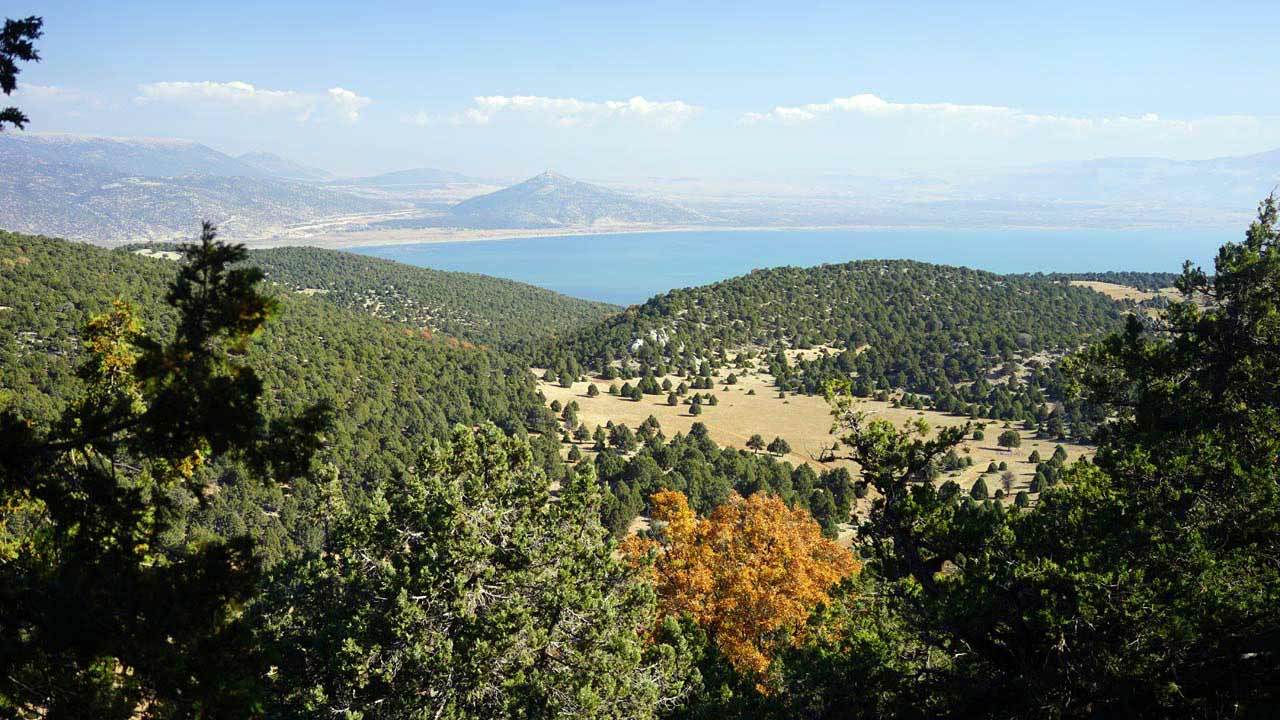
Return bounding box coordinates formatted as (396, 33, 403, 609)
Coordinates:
(445, 171, 710, 228)
(1, 132, 1277, 248)
(0, 134, 479, 246)
(236, 151, 333, 181)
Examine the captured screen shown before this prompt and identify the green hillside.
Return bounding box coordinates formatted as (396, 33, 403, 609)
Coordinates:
(124, 242, 618, 351)
(0, 230, 561, 560)
(535, 260, 1127, 437)
(247, 246, 616, 351)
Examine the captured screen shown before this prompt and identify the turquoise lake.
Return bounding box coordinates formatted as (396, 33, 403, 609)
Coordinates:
(351, 228, 1229, 306)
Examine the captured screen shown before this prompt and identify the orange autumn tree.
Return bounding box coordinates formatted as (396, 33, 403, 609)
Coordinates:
(624, 489, 858, 681)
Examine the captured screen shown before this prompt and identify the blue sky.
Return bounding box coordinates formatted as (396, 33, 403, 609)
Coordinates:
(10, 0, 1280, 178)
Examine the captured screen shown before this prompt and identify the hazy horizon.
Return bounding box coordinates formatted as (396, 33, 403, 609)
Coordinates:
(9, 0, 1280, 181)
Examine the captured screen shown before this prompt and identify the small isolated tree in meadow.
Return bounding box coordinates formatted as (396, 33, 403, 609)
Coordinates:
(973, 428, 985, 441)
(629, 385, 643, 402)
(689, 402, 702, 417)
(1001, 470, 1016, 494)
(586, 383, 599, 397)
(1028, 449, 1041, 464)
(970, 476, 989, 501)
(667, 391, 678, 406)
(747, 434, 766, 453)
(767, 436, 791, 456)
(998, 429, 1022, 451)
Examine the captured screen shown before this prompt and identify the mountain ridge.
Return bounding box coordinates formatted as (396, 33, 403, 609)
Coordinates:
(237, 151, 333, 181)
(446, 171, 710, 228)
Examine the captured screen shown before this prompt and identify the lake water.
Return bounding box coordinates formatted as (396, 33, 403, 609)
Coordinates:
(351, 228, 1229, 306)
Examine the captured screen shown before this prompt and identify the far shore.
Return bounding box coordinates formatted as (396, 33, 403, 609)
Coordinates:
(242, 220, 1206, 251)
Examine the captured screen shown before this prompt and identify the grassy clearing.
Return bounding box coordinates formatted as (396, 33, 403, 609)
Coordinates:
(1070, 279, 1179, 303)
(534, 360, 1092, 518)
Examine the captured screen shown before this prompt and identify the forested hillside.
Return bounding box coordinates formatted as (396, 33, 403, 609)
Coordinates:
(245, 245, 618, 350)
(0, 230, 560, 561)
(537, 260, 1126, 435)
(4, 206, 1280, 718)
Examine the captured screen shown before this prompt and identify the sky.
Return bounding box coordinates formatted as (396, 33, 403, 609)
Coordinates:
(8, 0, 1280, 180)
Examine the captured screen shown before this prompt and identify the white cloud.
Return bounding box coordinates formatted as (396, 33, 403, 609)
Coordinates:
(407, 94, 702, 129)
(739, 92, 1259, 136)
(12, 84, 82, 100)
(325, 87, 371, 123)
(136, 81, 371, 123)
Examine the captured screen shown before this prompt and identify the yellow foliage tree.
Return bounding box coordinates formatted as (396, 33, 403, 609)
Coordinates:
(624, 489, 857, 681)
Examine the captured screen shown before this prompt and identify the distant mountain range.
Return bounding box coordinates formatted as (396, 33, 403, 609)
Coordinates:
(0, 133, 492, 246)
(1, 131, 1278, 246)
(447, 171, 708, 228)
(970, 149, 1280, 209)
(237, 151, 333, 181)
(345, 167, 480, 188)
(0, 133, 272, 178)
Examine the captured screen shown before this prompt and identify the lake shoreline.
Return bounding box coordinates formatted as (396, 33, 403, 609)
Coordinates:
(255, 221, 1236, 251)
(345, 227, 1225, 306)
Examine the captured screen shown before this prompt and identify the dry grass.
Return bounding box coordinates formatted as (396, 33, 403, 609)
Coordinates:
(534, 362, 1092, 512)
(1070, 279, 1180, 304)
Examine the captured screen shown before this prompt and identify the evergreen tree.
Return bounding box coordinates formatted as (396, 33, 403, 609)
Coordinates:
(257, 424, 693, 719)
(0, 223, 331, 716)
(789, 200, 1280, 717)
(0, 15, 42, 131)
(969, 476, 989, 501)
(997, 429, 1022, 450)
